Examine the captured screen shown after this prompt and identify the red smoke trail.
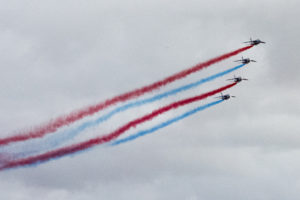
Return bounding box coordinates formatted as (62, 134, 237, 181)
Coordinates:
(0, 83, 237, 170)
(0, 46, 252, 146)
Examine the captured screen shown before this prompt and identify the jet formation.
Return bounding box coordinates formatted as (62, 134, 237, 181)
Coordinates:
(214, 38, 264, 99)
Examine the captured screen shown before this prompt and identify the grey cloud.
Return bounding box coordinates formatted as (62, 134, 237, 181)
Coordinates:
(0, 0, 300, 199)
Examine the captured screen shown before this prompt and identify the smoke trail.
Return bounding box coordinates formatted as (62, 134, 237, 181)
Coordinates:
(0, 83, 236, 170)
(0, 46, 252, 146)
(15, 63, 245, 158)
(111, 100, 223, 146)
(0, 153, 14, 165)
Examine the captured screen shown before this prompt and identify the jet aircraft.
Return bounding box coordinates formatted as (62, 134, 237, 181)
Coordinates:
(215, 93, 235, 100)
(227, 76, 248, 83)
(244, 38, 265, 45)
(234, 57, 256, 64)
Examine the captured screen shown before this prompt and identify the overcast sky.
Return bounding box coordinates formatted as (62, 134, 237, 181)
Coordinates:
(1, 0, 300, 199)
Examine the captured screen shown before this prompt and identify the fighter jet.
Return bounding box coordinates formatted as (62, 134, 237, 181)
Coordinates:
(244, 38, 266, 45)
(227, 75, 248, 83)
(215, 93, 235, 100)
(234, 56, 256, 64)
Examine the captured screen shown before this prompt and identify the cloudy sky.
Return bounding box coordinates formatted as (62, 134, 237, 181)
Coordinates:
(1, 0, 300, 199)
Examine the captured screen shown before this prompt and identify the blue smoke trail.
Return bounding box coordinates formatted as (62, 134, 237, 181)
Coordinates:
(15, 64, 244, 158)
(111, 99, 224, 146)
